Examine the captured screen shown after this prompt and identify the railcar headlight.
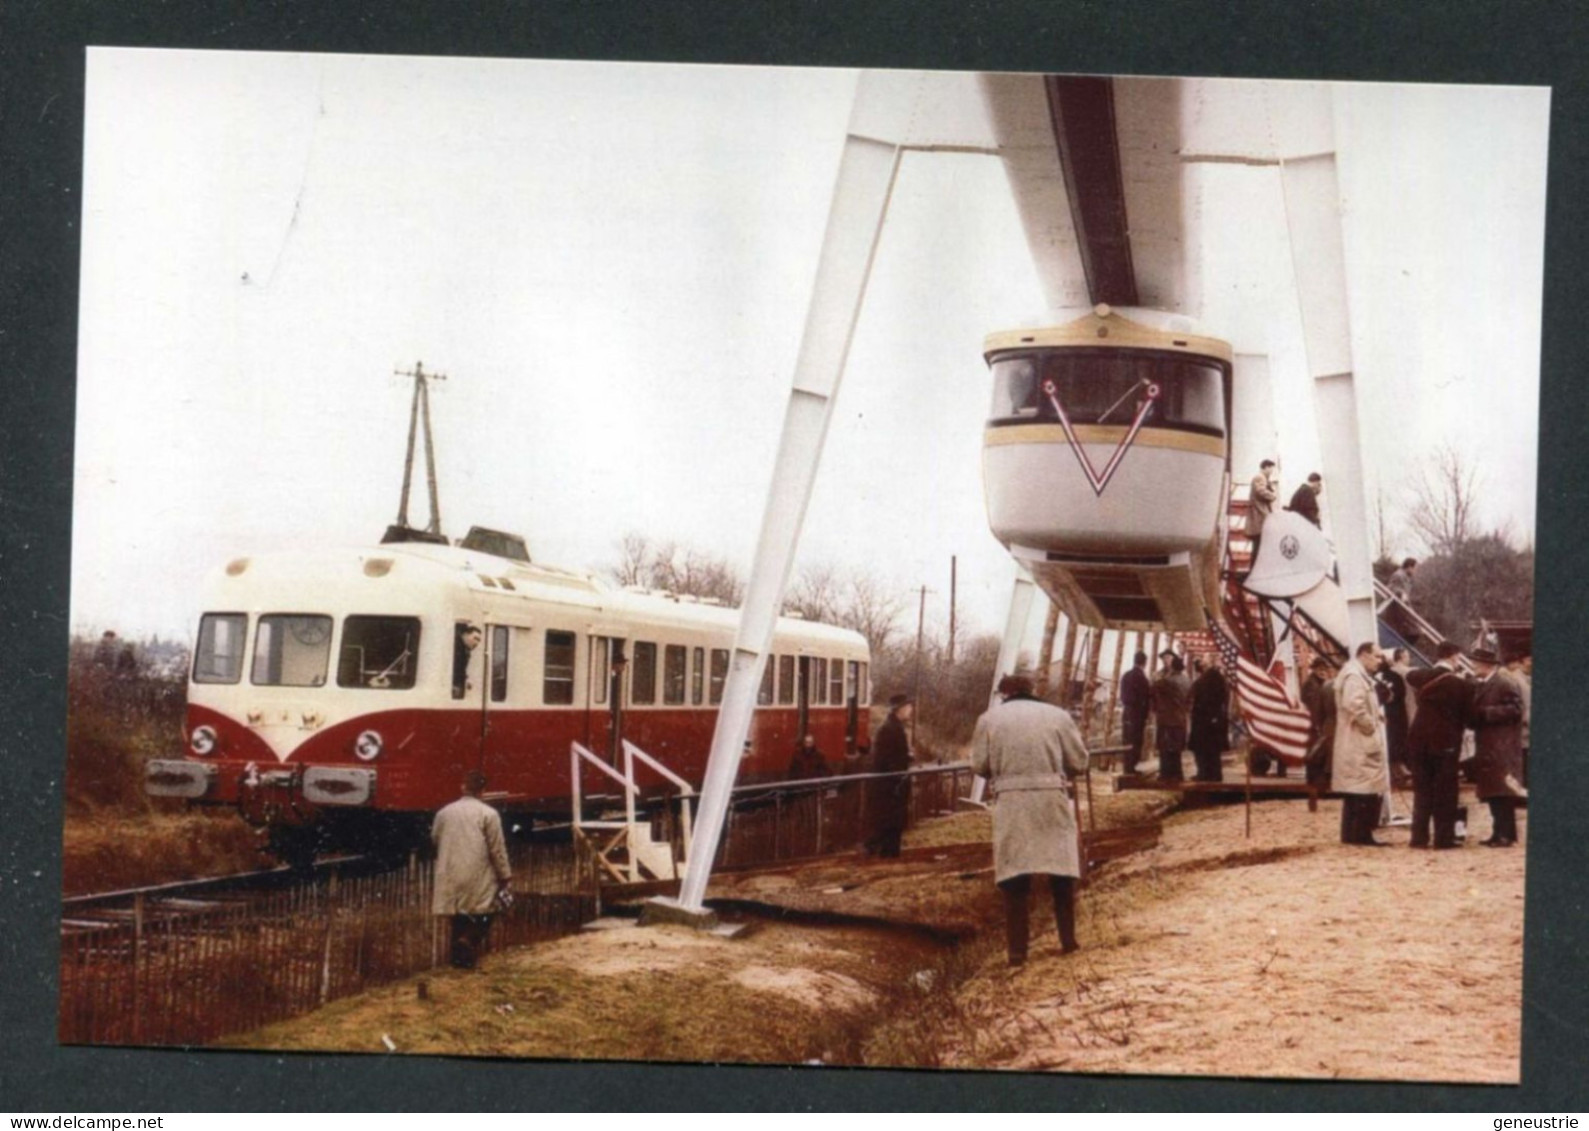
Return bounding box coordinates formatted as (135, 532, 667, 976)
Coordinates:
(354, 730, 383, 761)
(190, 726, 218, 755)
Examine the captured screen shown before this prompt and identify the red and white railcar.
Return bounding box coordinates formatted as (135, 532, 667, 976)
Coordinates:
(146, 533, 870, 862)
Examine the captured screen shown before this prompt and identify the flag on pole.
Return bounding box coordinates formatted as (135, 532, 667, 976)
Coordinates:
(1208, 620, 1312, 763)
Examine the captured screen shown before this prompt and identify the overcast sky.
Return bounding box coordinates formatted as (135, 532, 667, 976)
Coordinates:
(73, 51, 1548, 655)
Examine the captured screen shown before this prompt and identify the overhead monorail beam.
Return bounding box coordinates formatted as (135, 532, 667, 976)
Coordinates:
(1045, 76, 1139, 307)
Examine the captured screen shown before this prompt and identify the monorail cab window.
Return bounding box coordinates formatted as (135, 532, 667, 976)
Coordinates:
(194, 613, 246, 684)
(338, 616, 421, 689)
(988, 351, 1225, 435)
(251, 614, 332, 687)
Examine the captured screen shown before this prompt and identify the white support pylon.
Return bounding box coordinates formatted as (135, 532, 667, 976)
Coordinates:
(1270, 84, 1377, 653)
(970, 565, 1038, 805)
(669, 73, 919, 915)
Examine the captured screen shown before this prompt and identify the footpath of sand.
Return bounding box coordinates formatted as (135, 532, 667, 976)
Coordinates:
(941, 791, 1525, 1082)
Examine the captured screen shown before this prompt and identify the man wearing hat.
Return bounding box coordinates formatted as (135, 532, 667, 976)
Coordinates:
(1300, 655, 1337, 788)
(1467, 647, 1527, 847)
(1405, 641, 1474, 849)
(432, 769, 513, 969)
(971, 673, 1090, 964)
(864, 693, 915, 857)
(1150, 650, 1191, 782)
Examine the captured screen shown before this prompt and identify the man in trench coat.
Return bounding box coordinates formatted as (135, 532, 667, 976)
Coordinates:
(971, 673, 1090, 965)
(1333, 642, 1389, 846)
(432, 770, 513, 969)
(1468, 648, 1527, 847)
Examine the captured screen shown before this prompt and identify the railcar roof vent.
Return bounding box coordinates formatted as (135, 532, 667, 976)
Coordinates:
(459, 526, 530, 563)
(381, 524, 449, 546)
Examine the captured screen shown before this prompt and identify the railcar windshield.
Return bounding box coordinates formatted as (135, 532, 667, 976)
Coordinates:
(989, 350, 1226, 434)
(194, 613, 247, 684)
(337, 616, 421, 690)
(251, 614, 333, 687)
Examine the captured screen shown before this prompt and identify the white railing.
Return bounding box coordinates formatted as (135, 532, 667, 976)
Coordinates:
(570, 740, 696, 884)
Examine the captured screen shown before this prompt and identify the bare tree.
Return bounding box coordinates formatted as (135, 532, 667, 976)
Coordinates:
(1406, 444, 1482, 557)
(840, 569, 909, 657)
(611, 532, 652, 588)
(606, 533, 743, 605)
(785, 562, 841, 623)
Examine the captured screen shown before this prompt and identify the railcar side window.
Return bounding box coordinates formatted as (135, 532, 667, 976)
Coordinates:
(632, 641, 657, 705)
(829, 658, 844, 704)
(544, 630, 576, 705)
(194, 613, 247, 684)
(337, 616, 421, 690)
(691, 647, 705, 705)
(490, 626, 510, 702)
(813, 658, 828, 706)
(778, 655, 795, 705)
(858, 661, 869, 704)
(251, 614, 333, 687)
(592, 636, 609, 705)
(663, 644, 687, 705)
(758, 656, 774, 705)
(710, 649, 729, 705)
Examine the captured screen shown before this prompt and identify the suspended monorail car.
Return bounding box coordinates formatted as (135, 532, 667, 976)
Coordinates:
(981, 305, 1234, 631)
(146, 531, 870, 863)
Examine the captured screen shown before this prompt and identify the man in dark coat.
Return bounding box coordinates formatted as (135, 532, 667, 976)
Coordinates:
(864, 694, 914, 857)
(1377, 648, 1411, 786)
(1468, 648, 1527, 847)
(1300, 656, 1337, 788)
(1118, 651, 1151, 776)
(787, 733, 829, 780)
(1150, 652, 1191, 782)
(1188, 658, 1229, 782)
(1285, 472, 1324, 528)
(1405, 641, 1473, 849)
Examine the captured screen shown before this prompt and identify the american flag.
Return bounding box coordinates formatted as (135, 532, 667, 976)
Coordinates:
(1208, 619, 1311, 763)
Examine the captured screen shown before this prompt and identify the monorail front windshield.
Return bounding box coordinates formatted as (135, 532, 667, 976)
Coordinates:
(988, 350, 1226, 435)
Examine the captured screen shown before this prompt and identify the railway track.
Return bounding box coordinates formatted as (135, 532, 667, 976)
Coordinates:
(61, 854, 383, 934)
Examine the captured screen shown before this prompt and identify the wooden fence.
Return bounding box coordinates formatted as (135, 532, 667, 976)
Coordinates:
(59, 838, 598, 1047)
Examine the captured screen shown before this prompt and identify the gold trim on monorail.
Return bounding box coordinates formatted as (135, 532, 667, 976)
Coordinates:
(983, 424, 1227, 459)
(983, 310, 1234, 364)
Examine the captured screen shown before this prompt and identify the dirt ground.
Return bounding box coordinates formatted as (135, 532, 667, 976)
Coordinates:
(230, 778, 1524, 1082)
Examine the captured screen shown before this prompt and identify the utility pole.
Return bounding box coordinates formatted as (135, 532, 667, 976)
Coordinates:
(912, 584, 934, 747)
(393, 361, 447, 535)
(948, 555, 958, 664)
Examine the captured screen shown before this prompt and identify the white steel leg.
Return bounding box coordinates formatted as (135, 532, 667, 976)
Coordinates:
(673, 76, 910, 913)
